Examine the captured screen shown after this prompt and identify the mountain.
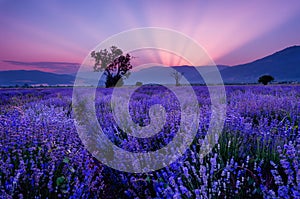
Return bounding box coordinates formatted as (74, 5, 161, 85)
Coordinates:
(220, 45, 300, 83)
(1, 46, 299, 86)
(124, 65, 229, 85)
(0, 70, 75, 86)
(0, 66, 229, 87)
(126, 46, 300, 85)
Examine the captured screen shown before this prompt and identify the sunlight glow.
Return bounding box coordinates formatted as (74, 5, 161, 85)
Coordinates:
(1, 1, 300, 73)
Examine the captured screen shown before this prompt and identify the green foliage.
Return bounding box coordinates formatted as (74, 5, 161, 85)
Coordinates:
(63, 157, 70, 164)
(56, 176, 66, 186)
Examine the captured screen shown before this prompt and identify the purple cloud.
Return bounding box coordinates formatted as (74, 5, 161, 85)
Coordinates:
(2, 60, 80, 74)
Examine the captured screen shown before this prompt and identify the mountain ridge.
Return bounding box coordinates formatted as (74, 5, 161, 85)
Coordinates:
(219, 45, 300, 83)
(1, 45, 299, 86)
(0, 70, 74, 86)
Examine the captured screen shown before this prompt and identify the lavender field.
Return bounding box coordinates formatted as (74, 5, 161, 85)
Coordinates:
(0, 85, 299, 198)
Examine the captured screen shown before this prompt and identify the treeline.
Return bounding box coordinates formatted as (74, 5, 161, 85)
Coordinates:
(0, 83, 73, 88)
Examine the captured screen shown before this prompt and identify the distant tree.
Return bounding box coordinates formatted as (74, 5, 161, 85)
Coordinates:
(258, 75, 274, 85)
(22, 83, 29, 88)
(170, 71, 183, 86)
(91, 46, 133, 88)
(135, 81, 143, 86)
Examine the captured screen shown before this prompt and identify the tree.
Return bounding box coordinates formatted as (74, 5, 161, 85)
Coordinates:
(22, 83, 29, 88)
(170, 71, 183, 86)
(135, 81, 143, 86)
(91, 46, 132, 87)
(258, 75, 274, 85)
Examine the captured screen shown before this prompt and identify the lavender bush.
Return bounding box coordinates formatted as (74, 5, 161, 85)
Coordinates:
(0, 85, 299, 198)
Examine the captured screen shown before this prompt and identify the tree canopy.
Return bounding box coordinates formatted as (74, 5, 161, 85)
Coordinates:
(91, 46, 132, 87)
(258, 75, 274, 85)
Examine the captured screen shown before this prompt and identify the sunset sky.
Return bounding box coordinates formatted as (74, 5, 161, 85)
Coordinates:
(1, 0, 300, 74)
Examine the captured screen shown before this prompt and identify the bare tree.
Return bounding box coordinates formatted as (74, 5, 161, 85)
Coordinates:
(170, 71, 183, 86)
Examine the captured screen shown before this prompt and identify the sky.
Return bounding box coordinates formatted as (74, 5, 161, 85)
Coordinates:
(1, 0, 300, 74)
